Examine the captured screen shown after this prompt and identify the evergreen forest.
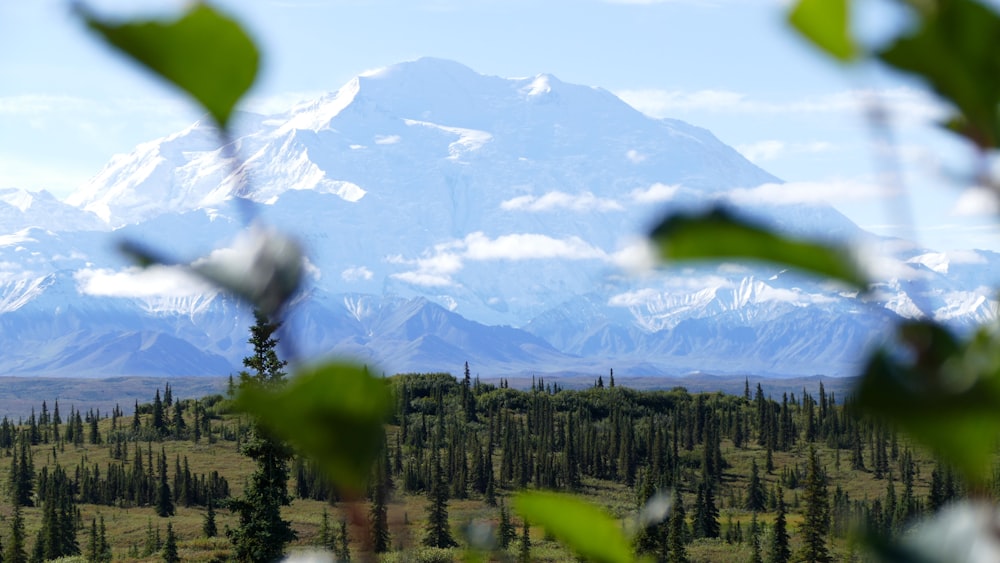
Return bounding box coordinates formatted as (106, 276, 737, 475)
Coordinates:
(0, 364, 983, 562)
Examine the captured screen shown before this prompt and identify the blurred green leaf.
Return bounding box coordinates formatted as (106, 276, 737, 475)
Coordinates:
(513, 491, 635, 563)
(878, 0, 1000, 149)
(235, 361, 392, 494)
(649, 206, 867, 290)
(857, 321, 1000, 483)
(81, 2, 258, 130)
(118, 239, 170, 268)
(788, 0, 858, 61)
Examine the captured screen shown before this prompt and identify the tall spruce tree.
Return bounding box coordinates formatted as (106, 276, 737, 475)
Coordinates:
(769, 485, 791, 563)
(800, 447, 830, 562)
(98, 516, 111, 563)
(370, 432, 391, 553)
(86, 518, 99, 563)
(9, 433, 34, 507)
(203, 494, 217, 538)
(692, 479, 719, 539)
(155, 448, 174, 517)
(667, 488, 688, 563)
(745, 459, 766, 512)
(7, 503, 27, 563)
(227, 312, 297, 562)
(518, 520, 531, 563)
(498, 500, 516, 550)
(151, 390, 166, 436)
(423, 390, 458, 549)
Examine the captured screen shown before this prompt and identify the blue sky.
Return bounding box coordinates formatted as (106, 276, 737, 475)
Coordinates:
(2, 0, 998, 251)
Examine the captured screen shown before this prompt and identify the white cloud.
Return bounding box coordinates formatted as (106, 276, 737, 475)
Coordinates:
(726, 179, 894, 206)
(416, 252, 464, 274)
(951, 187, 1000, 217)
(854, 246, 932, 282)
(947, 249, 988, 265)
(736, 140, 835, 163)
(630, 183, 681, 203)
(464, 232, 606, 261)
(610, 238, 658, 272)
(500, 191, 623, 212)
(625, 149, 646, 163)
(341, 266, 373, 282)
(375, 135, 401, 145)
(75, 266, 212, 298)
(390, 231, 608, 287)
(615, 87, 945, 124)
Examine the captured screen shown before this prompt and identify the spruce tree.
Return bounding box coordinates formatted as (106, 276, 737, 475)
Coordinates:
(86, 519, 99, 563)
(800, 447, 830, 562)
(370, 463, 391, 553)
(227, 312, 297, 562)
(132, 400, 141, 434)
(155, 448, 174, 517)
(162, 522, 179, 563)
(423, 391, 457, 549)
(750, 513, 762, 563)
(423, 448, 458, 548)
(769, 485, 791, 563)
(667, 488, 688, 563)
(318, 508, 335, 552)
(7, 503, 27, 563)
(98, 516, 111, 563)
(518, 520, 531, 563)
(151, 390, 165, 436)
(498, 500, 516, 549)
(171, 400, 185, 438)
(9, 434, 34, 507)
(746, 459, 766, 512)
(203, 494, 217, 538)
(338, 519, 351, 561)
(692, 480, 719, 539)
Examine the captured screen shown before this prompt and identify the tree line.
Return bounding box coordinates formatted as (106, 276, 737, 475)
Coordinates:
(0, 359, 985, 561)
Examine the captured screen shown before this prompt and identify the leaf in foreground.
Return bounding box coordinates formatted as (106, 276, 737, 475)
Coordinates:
(649, 206, 867, 290)
(788, 0, 858, 61)
(80, 2, 258, 130)
(235, 361, 392, 494)
(857, 322, 1000, 483)
(513, 491, 635, 563)
(878, 0, 1000, 149)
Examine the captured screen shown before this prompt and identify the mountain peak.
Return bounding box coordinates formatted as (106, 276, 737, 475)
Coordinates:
(361, 57, 481, 80)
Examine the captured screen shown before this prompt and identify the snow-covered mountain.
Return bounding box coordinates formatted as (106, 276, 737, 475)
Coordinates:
(2, 58, 997, 378)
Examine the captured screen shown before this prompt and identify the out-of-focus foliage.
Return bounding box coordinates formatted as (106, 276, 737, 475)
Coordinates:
(878, 0, 1000, 150)
(235, 361, 392, 494)
(858, 322, 1000, 483)
(513, 491, 641, 563)
(788, 0, 858, 61)
(80, 2, 258, 131)
(649, 206, 868, 290)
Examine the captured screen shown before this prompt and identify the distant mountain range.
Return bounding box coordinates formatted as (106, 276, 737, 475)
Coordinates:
(1, 58, 997, 378)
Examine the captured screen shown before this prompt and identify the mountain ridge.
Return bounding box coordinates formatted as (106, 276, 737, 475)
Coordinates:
(1, 58, 996, 379)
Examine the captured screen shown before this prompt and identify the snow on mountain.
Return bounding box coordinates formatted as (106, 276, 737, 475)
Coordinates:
(0, 188, 106, 234)
(1, 58, 998, 378)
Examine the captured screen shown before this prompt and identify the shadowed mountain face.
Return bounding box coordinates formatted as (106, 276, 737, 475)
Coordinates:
(1, 58, 996, 378)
